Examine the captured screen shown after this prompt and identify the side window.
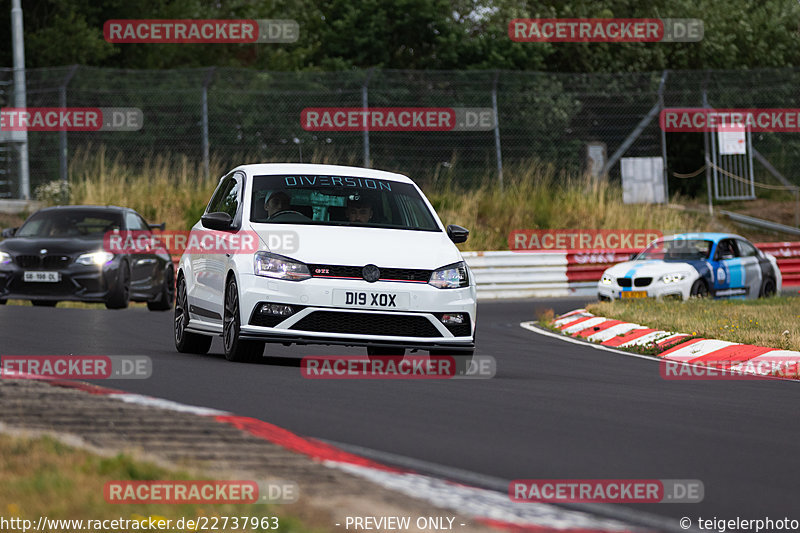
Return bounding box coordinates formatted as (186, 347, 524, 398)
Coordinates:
(207, 177, 241, 218)
(715, 239, 737, 260)
(737, 240, 758, 257)
(125, 212, 146, 231)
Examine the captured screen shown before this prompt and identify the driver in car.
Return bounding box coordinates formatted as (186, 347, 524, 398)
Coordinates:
(346, 198, 374, 223)
(266, 192, 292, 219)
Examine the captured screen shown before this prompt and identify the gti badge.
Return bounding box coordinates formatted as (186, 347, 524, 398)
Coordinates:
(362, 264, 380, 283)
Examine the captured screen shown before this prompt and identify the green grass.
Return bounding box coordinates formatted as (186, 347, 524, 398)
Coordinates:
(0, 433, 314, 532)
(587, 296, 800, 352)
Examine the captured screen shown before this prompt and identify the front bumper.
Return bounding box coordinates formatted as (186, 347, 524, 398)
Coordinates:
(0, 260, 123, 302)
(597, 279, 692, 301)
(235, 273, 477, 351)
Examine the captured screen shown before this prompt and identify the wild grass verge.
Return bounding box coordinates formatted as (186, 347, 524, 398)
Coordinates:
(0, 433, 312, 532)
(587, 296, 800, 352)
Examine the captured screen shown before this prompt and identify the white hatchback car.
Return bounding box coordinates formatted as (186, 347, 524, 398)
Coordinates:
(174, 164, 477, 363)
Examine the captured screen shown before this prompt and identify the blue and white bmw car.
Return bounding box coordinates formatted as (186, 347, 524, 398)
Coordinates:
(598, 232, 781, 301)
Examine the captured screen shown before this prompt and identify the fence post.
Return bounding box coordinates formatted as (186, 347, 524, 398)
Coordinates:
(362, 68, 374, 168)
(658, 70, 669, 202)
(11, 0, 29, 199)
(59, 65, 79, 199)
(201, 67, 215, 180)
(492, 71, 503, 190)
(702, 86, 713, 216)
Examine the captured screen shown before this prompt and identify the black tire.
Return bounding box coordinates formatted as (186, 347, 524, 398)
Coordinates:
(760, 277, 777, 298)
(32, 300, 57, 307)
(430, 349, 474, 377)
(174, 275, 212, 354)
(0, 299, 6, 305)
(105, 261, 130, 309)
(223, 277, 264, 363)
(689, 279, 709, 299)
(147, 266, 175, 311)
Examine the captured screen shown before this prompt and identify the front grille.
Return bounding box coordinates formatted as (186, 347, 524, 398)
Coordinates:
(43, 255, 72, 269)
(634, 277, 652, 287)
(15, 254, 72, 269)
(9, 277, 75, 295)
(308, 264, 431, 283)
(290, 311, 443, 337)
(617, 277, 632, 287)
(16, 255, 40, 268)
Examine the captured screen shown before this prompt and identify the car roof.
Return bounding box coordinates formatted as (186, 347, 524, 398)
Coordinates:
(37, 205, 133, 213)
(661, 232, 742, 243)
(231, 163, 415, 184)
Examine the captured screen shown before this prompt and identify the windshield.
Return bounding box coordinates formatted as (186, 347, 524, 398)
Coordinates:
(16, 210, 123, 238)
(635, 238, 713, 261)
(250, 175, 440, 231)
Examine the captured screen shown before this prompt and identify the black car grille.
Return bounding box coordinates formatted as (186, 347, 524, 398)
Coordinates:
(16, 255, 40, 268)
(617, 277, 632, 287)
(15, 254, 72, 269)
(308, 264, 431, 283)
(9, 277, 75, 295)
(290, 311, 443, 337)
(634, 277, 652, 287)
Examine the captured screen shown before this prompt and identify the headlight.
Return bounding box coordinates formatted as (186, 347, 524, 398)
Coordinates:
(254, 251, 311, 281)
(428, 261, 469, 289)
(600, 274, 614, 285)
(0, 251, 11, 264)
(75, 251, 114, 266)
(660, 273, 687, 283)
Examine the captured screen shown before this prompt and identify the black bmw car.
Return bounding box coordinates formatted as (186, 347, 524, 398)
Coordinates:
(0, 205, 174, 310)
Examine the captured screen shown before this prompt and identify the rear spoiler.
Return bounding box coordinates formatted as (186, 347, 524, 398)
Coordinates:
(149, 222, 166, 231)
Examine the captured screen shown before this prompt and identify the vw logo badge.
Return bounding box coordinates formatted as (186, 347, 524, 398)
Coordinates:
(362, 264, 380, 283)
(40, 249, 48, 255)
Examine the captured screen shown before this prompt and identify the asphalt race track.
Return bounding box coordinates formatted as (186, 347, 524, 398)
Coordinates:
(1, 299, 798, 529)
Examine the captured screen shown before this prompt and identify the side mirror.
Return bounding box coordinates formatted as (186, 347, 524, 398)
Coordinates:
(1, 227, 17, 238)
(149, 222, 166, 231)
(447, 224, 469, 244)
(201, 212, 233, 231)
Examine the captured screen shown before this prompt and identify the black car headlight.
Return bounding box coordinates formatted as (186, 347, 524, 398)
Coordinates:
(254, 252, 311, 281)
(428, 261, 469, 289)
(0, 251, 11, 265)
(75, 251, 114, 266)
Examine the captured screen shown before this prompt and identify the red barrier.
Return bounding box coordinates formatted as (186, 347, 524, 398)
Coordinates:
(563, 242, 800, 287)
